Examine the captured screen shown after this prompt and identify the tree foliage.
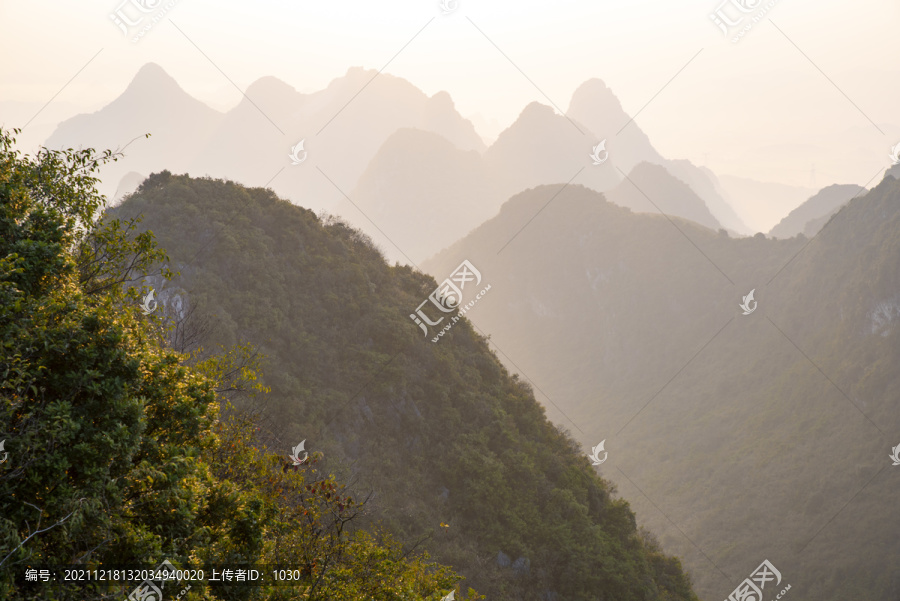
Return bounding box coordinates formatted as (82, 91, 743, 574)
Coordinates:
(110, 169, 701, 601)
(0, 128, 461, 600)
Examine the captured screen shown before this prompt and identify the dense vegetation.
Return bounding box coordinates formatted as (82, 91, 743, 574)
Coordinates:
(0, 129, 460, 600)
(424, 180, 900, 600)
(1, 130, 700, 600)
(106, 169, 699, 600)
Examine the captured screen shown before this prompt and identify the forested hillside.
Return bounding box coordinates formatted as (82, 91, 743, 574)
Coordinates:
(104, 170, 700, 600)
(0, 130, 462, 601)
(424, 178, 900, 600)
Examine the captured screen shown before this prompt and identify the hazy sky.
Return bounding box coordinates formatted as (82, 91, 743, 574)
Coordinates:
(1, 0, 898, 191)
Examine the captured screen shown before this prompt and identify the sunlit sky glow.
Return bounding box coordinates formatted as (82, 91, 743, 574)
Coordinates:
(2, 0, 898, 195)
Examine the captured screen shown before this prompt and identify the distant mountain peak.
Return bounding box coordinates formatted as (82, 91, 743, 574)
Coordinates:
(568, 78, 627, 117)
(570, 78, 619, 105)
(124, 62, 184, 97)
(519, 101, 556, 119)
(344, 65, 376, 79)
(575, 77, 610, 90)
(605, 161, 721, 230)
(428, 90, 455, 109)
(768, 182, 866, 239)
(244, 75, 301, 99)
(134, 61, 171, 80)
(324, 66, 421, 101)
(335, 66, 404, 91)
(482, 102, 572, 157)
(884, 163, 900, 182)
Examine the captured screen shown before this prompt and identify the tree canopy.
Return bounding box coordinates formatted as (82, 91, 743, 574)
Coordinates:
(0, 128, 462, 601)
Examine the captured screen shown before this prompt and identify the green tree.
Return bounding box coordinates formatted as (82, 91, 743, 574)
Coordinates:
(0, 128, 464, 600)
(110, 169, 702, 600)
(0, 127, 220, 598)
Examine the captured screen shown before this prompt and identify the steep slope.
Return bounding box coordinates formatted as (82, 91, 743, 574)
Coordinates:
(423, 180, 900, 600)
(344, 101, 622, 263)
(564, 78, 663, 174)
(337, 128, 498, 264)
(344, 85, 749, 264)
(188, 75, 309, 190)
(768, 183, 866, 239)
(566, 79, 749, 234)
(190, 67, 486, 214)
(44, 63, 224, 199)
(343, 97, 725, 265)
(113, 171, 146, 202)
(46, 63, 485, 214)
(664, 160, 749, 234)
(718, 175, 817, 233)
(483, 101, 620, 203)
(112, 172, 700, 601)
(605, 162, 722, 231)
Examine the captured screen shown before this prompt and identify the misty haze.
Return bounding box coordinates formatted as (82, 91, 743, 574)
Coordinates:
(1, 2, 899, 600)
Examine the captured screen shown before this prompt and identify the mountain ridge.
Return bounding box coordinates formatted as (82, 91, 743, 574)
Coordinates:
(112, 170, 701, 601)
(768, 183, 867, 239)
(422, 176, 900, 600)
(46, 63, 751, 253)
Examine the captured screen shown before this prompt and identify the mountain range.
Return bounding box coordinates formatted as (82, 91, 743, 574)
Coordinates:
(39, 63, 898, 600)
(768, 183, 867, 239)
(718, 175, 817, 233)
(340, 79, 755, 263)
(41, 63, 795, 266)
(423, 171, 900, 600)
(47, 63, 483, 217)
(111, 171, 701, 601)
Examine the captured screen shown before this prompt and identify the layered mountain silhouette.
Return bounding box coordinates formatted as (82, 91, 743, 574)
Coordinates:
(341, 127, 498, 263)
(35, 59, 897, 601)
(566, 79, 749, 235)
(189, 66, 486, 215)
(46, 64, 751, 265)
(768, 183, 867, 239)
(342, 83, 749, 264)
(566, 79, 662, 173)
(605, 162, 721, 231)
(719, 174, 817, 233)
(482, 101, 619, 204)
(423, 178, 900, 600)
(337, 99, 622, 264)
(45, 63, 224, 199)
(45, 64, 484, 213)
(113, 171, 701, 601)
(113, 171, 146, 202)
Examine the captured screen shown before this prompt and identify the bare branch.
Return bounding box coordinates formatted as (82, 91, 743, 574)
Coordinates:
(0, 499, 85, 569)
